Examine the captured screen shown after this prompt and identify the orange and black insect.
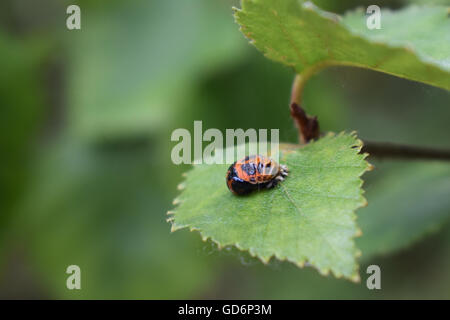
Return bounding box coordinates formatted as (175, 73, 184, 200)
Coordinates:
(226, 155, 288, 195)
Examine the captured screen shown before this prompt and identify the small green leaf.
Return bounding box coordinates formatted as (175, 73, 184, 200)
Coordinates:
(170, 133, 371, 281)
(235, 0, 450, 90)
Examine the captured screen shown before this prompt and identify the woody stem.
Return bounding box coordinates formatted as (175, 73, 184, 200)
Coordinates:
(289, 74, 450, 161)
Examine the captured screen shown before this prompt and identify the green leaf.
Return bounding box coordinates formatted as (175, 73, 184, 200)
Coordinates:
(235, 0, 450, 90)
(170, 133, 371, 281)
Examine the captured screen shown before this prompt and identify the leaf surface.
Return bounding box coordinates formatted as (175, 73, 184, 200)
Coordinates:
(170, 133, 371, 280)
(235, 0, 450, 89)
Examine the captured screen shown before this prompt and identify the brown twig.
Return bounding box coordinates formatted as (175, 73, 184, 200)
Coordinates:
(290, 102, 320, 144)
(361, 141, 450, 161)
(290, 75, 320, 144)
(289, 74, 450, 161)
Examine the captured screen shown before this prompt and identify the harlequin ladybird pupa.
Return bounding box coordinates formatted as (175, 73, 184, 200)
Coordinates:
(226, 155, 289, 195)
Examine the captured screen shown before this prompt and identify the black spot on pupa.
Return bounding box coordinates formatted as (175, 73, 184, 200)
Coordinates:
(241, 163, 255, 175)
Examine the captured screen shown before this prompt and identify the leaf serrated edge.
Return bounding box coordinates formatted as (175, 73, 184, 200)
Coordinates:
(168, 132, 373, 282)
(342, 4, 450, 73)
(234, 0, 450, 90)
(278, 131, 372, 282)
(348, 131, 373, 282)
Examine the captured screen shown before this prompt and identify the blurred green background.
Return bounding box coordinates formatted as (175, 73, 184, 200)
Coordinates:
(0, 0, 449, 299)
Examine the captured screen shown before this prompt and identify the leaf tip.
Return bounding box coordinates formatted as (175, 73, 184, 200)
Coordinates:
(350, 273, 361, 283)
(355, 228, 363, 237)
(296, 260, 306, 268)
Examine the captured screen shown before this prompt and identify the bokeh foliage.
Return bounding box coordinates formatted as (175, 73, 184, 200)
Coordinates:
(0, 0, 449, 298)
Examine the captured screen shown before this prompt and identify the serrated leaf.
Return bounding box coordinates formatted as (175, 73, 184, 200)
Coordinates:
(235, 0, 450, 90)
(170, 133, 371, 281)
